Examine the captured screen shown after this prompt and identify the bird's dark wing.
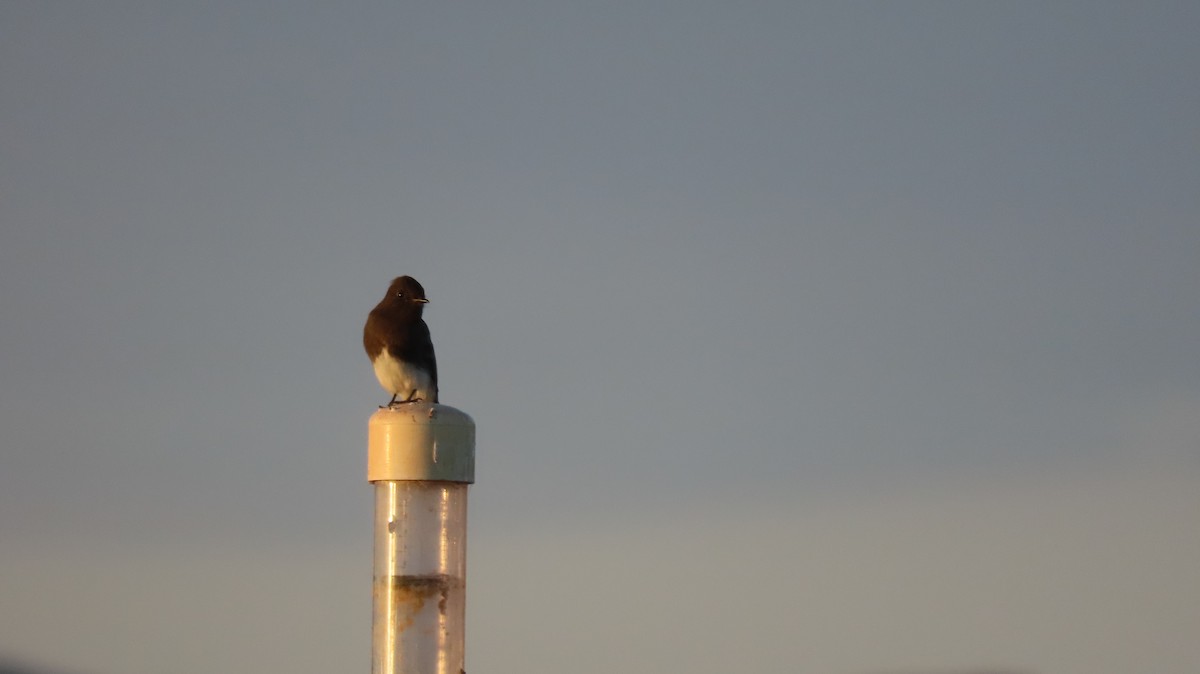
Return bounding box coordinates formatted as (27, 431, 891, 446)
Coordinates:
(405, 319, 438, 388)
(363, 311, 387, 359)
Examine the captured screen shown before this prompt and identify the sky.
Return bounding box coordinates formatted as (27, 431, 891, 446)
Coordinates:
(1, 2, 1198, 673)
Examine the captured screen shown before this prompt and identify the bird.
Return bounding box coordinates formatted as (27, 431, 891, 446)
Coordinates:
(363, 275, 439, 407)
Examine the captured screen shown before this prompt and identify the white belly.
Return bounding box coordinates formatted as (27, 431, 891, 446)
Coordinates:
(373, 350, 435, 402)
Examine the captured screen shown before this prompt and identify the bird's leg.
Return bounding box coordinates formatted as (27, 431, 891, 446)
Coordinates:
(385, 391, 424, 408)
(380, 393, 400, 409)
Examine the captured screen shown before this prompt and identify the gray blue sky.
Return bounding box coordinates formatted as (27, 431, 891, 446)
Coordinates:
(2, 2, 1198, 673)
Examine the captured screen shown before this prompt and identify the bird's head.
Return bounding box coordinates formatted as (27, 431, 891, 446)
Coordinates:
(382, 275, 430, 312)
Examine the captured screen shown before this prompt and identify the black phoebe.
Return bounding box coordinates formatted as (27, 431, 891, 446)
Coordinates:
(364, 275, 439, 407)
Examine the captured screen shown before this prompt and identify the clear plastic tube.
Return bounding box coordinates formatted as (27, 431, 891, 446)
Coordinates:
(372, 480, 468, 674)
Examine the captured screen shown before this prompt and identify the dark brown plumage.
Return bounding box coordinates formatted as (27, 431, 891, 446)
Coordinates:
(363, 276, 439, 406)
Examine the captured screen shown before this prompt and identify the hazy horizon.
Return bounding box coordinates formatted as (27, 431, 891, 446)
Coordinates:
(2, 2, 1197, 673)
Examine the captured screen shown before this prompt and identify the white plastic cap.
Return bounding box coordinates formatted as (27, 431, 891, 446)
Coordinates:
(367, 403, 475, 483)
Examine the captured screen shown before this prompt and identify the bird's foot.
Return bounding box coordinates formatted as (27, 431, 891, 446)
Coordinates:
(383, 396, 424, 409)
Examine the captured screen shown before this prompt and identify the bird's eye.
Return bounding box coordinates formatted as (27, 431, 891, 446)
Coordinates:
(396, 292, 404, 298)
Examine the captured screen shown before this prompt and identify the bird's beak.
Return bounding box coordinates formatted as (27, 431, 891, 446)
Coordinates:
(416, 298, 430, 304)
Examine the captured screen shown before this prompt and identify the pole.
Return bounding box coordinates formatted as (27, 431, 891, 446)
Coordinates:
(368, 403, 475, 674)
